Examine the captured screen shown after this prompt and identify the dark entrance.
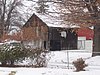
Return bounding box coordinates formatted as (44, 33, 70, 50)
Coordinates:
(48, 27, 77, 51)
(50, 40, 61, 51)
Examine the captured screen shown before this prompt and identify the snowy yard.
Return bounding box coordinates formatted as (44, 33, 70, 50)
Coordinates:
(0, 50, 100, 75)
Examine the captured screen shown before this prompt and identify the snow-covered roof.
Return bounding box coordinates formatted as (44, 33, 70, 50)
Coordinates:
(22, 0, 79, 28)
(34, 13, 79, 28)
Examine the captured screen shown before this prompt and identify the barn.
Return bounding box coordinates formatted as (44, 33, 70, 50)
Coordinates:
(22, 14, 49, 50)
(77, 27, 93, 51)
(21, 13, 78, 51)
(0, 13, 93, 51)
(77, 27, 94, 40)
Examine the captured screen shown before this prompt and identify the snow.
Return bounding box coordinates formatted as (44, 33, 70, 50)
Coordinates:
(21, 0, 79, 28)
(47, 50, 91, 69)
(0, 68, 100, 75)
(8, 26, 21, 35)
(1, 40, 21, 44)
(35, 13, 79, 28)
(0, 50, 100, 75)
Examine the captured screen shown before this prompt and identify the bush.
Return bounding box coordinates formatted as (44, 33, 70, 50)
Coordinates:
(0, 42, 30, 66)
(28, 48, 49, 67)
(0, 42, 49, 67)
(72, 58, 87, 72)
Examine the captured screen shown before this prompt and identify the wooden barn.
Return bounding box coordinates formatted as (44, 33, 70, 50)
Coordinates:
(22, 13, 78, 51)
(22, 14, 49, 49)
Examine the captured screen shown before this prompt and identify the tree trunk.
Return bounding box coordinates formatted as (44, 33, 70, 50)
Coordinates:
(84, 0, 100, 56)
(10, 60, 14, 66)
(92, 25, 100, 56)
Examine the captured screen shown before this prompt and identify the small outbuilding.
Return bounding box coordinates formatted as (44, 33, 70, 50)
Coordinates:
(21, 13, 78, 50)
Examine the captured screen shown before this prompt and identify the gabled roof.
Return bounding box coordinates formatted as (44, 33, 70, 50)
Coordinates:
(23, 12, 79, 28)
(34, 13, 79, 28)
(23, 13, 48, 28)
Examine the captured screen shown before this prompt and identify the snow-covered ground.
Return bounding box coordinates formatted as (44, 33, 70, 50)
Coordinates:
(0, 50, 100, 75)
(47, 50, 91, 69)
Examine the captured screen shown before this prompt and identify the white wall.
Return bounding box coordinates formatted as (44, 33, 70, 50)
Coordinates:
(85, 40, 93, 52)
(78, 37, 93, 52)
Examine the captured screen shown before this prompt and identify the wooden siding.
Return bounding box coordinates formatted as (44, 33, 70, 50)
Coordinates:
(22, 14, 48, 49)
(22, 14, 48, 41)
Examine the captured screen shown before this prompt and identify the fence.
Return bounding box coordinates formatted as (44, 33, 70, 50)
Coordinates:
(47, 50, 100, 70)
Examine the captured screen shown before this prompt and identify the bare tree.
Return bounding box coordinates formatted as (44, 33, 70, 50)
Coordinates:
(35, 0, 49, 13)
(84, 0, 100, 56)
(17, 0, 100, 56)
(52, 0, 100, 56)
(0, 0, 26, 38)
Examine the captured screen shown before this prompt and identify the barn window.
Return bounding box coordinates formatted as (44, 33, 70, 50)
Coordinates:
(60, 31, 66, 38)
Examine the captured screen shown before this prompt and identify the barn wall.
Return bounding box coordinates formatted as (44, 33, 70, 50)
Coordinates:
(22, 14, 48, 50)
(48, 27, 78, 51)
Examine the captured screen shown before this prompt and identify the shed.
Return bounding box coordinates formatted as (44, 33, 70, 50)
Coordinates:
(22, 13, 48, 49)
(77, 27, 94, 40)
(22, 13, 78, 50)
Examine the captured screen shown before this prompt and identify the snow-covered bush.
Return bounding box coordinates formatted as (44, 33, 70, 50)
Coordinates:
(0, 42, 49, 67)
(0, 42, 30, 66)
(72, 58, 87, 71)
(28, 48, 49, 67)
